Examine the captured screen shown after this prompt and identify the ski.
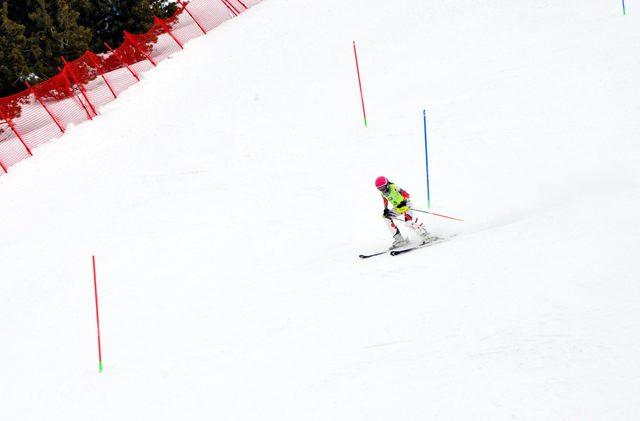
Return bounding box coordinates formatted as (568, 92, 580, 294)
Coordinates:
(390, 236, 447, 256)
(358, 243, 415, 259)
(358, 250, 389, 259)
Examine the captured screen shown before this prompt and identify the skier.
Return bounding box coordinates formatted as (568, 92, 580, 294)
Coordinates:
(375, 176, 431, 249)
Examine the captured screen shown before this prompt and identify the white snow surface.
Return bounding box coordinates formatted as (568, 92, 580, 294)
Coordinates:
(1, 0, 640, 419)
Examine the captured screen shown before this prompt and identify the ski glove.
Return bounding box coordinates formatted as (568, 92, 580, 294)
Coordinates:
(383, 208, 391, 218)
(396, 200, 409, 212)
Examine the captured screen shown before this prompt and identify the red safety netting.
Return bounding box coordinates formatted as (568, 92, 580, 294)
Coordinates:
(32, 73, 96, 130)
(0, 0, 263, 175)
(65, 51, 118, 109)
(126, 22, 182, 65)
(165, 5, 207, 45)
(110, 37, 156, 77)
(0, 92, 33, 171)
(183, 0, 234, 32)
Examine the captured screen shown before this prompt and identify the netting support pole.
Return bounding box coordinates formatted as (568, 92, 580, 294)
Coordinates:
(234, 0, 248, 10)
(125, 32, 158, 67)
(57, 65, 93, 121)
(0, 108, 32, 157)
(220, 0, 239, 16)
(61, 57, 98, 118)
(87, 53, 117, 99)
(179, 0, 208, 34)
(104, 42, 141, 81)
(59, 67, 93, 121)
(66, 73, 94, 120)
(26, 82, 65, 134)
(155, 17, 184, 49)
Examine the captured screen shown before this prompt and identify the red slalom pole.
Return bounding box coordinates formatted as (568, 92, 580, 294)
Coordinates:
(92, 256, 103, 373)
(352, 41, 368, 127)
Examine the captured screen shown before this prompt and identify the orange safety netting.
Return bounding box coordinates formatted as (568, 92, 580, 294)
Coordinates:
(0, 0, 261, 174)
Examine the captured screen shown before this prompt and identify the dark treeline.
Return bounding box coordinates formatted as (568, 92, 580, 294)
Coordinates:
(0, 0, 176, 97)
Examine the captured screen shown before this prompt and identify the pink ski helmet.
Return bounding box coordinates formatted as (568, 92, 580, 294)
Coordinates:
(375, 176, 389, 191)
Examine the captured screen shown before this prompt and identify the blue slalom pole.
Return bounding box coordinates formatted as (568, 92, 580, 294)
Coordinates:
(422, 109, 431, 209)
(622, 0, 627, 15)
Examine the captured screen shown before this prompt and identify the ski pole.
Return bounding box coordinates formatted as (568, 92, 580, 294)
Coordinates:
(413, 209, 464, 222)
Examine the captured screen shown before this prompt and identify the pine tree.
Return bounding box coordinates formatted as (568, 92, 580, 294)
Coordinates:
(0, 0, 177, 98)
(71, 0, 177, 52)
(0, 2, 31, 98)
(26, 0, 93, 80)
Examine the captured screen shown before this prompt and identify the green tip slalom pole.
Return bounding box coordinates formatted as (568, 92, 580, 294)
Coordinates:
(353, 41, 368, 127)
(622, 0, 627, 15)
(92, 256, 103, 373)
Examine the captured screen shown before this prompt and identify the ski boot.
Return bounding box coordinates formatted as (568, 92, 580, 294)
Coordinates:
(406, 218, 434, 245)
(390, 231, 409, 250)
(419, 230, 437, 245)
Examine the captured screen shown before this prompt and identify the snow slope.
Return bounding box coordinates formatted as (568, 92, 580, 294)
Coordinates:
(1, 0, 639, 419)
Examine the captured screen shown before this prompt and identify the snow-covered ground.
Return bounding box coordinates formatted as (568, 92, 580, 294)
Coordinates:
(1, 0, 639, 419)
